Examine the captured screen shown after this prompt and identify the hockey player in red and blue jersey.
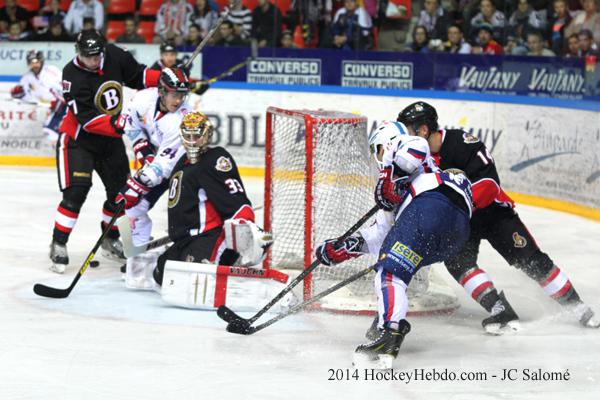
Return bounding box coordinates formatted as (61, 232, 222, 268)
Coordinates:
(397, 101, 599, 330)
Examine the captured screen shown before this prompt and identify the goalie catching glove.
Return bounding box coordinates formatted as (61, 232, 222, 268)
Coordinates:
(224, 219, 273, 267)
(315, 235, 366, 266)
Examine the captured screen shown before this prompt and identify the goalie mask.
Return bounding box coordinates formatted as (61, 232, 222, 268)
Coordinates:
(368, 121, 408, 168)
(180, 112, 213, 164)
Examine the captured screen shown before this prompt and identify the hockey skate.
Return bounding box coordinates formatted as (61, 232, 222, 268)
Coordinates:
(49, 241, 68, 274)
(482, 291, 520, 335)
(353, 320, 411, 370)
(101, 237, 126, 261)
(365, 314, 381, 341)
(571, 303, 600, 328)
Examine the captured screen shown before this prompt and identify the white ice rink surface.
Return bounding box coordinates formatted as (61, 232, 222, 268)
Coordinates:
(1, 167, 599, 400)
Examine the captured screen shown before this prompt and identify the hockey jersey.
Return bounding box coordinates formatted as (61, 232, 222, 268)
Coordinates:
(433, 129, 514, 210)
(19, 64, 63, 106)
(123, 88, 191, 187)
(60, 44, 160, 140)
(167, 147, 255, 242)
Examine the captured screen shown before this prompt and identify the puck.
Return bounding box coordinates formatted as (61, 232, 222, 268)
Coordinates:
(90, 260, 100, 268)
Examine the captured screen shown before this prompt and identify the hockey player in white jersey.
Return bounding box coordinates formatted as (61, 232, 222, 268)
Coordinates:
(115, 67, 192, 248)
(315, 121, 473, 369)
(10, 50, 66, 143)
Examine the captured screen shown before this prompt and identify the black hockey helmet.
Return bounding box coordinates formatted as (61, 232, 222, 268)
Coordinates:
(397, 101, 439, 133)
(26, 50, 44, 64)
(159, 67, 190, 93)
(160, 41, 177, 54)
(75, 29, 106, 57)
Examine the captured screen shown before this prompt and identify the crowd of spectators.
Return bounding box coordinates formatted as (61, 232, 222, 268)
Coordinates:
(0, 0, 598, 58)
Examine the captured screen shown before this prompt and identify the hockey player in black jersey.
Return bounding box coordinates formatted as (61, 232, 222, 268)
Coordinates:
(49, 30, 161, 274)
(397, 101, 599, 330)
(153, 112, 267, 286)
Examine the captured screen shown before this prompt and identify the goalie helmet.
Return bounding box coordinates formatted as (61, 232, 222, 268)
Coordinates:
(75, 29, 106, 57)
(397, 101, 439, 133)
(180, 112, 213, 164)
(368, 121, 408, 167)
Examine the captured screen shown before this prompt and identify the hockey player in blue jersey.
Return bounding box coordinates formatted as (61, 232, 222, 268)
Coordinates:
(315, 121, 473, 369)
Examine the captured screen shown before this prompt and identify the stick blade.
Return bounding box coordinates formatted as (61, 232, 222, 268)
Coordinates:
(217, 305, 244, 323)
(33, 283, 70, 299)
(226, 319, 254, 335)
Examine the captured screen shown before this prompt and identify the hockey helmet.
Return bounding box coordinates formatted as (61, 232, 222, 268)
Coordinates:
(159, 67, 190, 94)
(76, 29, 106, 57)
(26, 50, 44, 65)
(160, 41, 177, 54)
(397, 101, 439, 133)
(368, 121, 408, 167)
(180, 112, 213, 163)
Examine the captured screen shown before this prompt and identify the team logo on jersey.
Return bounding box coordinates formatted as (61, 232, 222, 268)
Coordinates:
(215, 156, 232, 172)
(462, 132, 480, 144)
(512, 232, 527, 248)
(168, 171, 183, 208)
(94, 80, 123, 116)
(62, 80, 71, 93)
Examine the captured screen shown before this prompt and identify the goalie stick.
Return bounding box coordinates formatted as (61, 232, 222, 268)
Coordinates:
(226, 265, 376, 335)
(33, 202, 125, 299)
(217, 204, 379, 332)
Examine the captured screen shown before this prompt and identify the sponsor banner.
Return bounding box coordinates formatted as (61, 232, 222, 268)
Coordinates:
(341, 60, 413, 89)
(247, 58, 321, 85)
(0, 99, 53, 156)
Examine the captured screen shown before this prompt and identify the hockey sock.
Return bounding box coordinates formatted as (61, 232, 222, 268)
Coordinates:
(539, 265, 581, 305)
(102, 201, 124, 239)
(53, 201, 81, 244)
(458, 267, 499, 313)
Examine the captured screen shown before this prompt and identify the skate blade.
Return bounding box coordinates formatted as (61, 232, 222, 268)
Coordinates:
(581, 316, 600, 328)
(352, 353, 394, 370)
(484, 320, 521, 336)
(49, 263, 66, 274)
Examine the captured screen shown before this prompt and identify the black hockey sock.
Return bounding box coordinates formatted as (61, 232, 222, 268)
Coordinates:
(52, 200, 82, 244)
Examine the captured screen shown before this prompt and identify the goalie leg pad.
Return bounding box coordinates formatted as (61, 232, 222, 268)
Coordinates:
(125, 249, 163, 291)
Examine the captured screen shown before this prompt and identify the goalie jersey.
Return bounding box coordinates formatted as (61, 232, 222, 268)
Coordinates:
(166, 147, 255, 242)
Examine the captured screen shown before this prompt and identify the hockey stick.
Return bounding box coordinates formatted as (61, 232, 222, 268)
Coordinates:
(217, 204, 379, 331)
(184, 0, 240, 69)
(33, 202, 126, 299)
(227, 265, 377, 335)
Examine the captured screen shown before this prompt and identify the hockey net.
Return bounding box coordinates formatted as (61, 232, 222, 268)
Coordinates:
(264, 107, 458, 315)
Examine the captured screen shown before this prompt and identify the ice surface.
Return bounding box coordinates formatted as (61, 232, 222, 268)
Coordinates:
(0, 167, 599, 400)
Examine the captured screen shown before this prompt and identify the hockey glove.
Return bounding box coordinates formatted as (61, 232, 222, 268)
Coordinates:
(10, 85, 25, 99)
(132, 139, 156, 167)
(315, 236, 366, 266)
(110, 113, 126, 135)
(190, 80, 210, 95)
(374, 166, 406, 211)
(115, 176, 150, 209)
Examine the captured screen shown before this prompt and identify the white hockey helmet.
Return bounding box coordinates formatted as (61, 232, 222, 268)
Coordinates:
(368, 121, 409, 167)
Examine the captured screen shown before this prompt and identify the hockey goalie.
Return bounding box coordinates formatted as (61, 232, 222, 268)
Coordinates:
(118, 112, 297, 312)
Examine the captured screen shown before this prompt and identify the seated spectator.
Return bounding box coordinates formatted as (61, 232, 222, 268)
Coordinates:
(0, 20, 29, 41)
(376, 0, 411, 51)
(330, 0, 373, 50)
(418, 0, 453, 41)
(0, 0, 30, 34)
(578, 28, 600, 54)
(472, 23, 504, 54)
(116, 17, 146, 44)
(508, 0, 545, 32)
(82, 17, 95, 31)
(225, 0, 252, 40)
(409, 25, 431, 52)
(214, 20, 247, 47)
(179, 23, 202, 50)
(63, 0, 103, 35)
(33, 15, 72, 42)
(565, 0, 600, 44)
(150, 41, 185, 70)
(192, 0, 219, 40)
(547, 0, 573, 56)
(287, 0, 328, 47)
(252, 0, 284, 48)
(280, 29, 298, 48)
(39, 0, 66, 24)
(155, 0, 194, 45)
(526, 30, 556, 55)
(442, 23, 472, 53)
(565, 32, 581, 55)
(470, 0, 507, 44)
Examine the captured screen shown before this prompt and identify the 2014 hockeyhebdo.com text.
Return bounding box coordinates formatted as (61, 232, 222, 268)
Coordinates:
(327, 368, 571, 383)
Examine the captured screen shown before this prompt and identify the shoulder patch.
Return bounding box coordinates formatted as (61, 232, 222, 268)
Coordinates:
(462, 132, 480, 144)
(215, 156, 232, 172)
(62, 80, 71, 93)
